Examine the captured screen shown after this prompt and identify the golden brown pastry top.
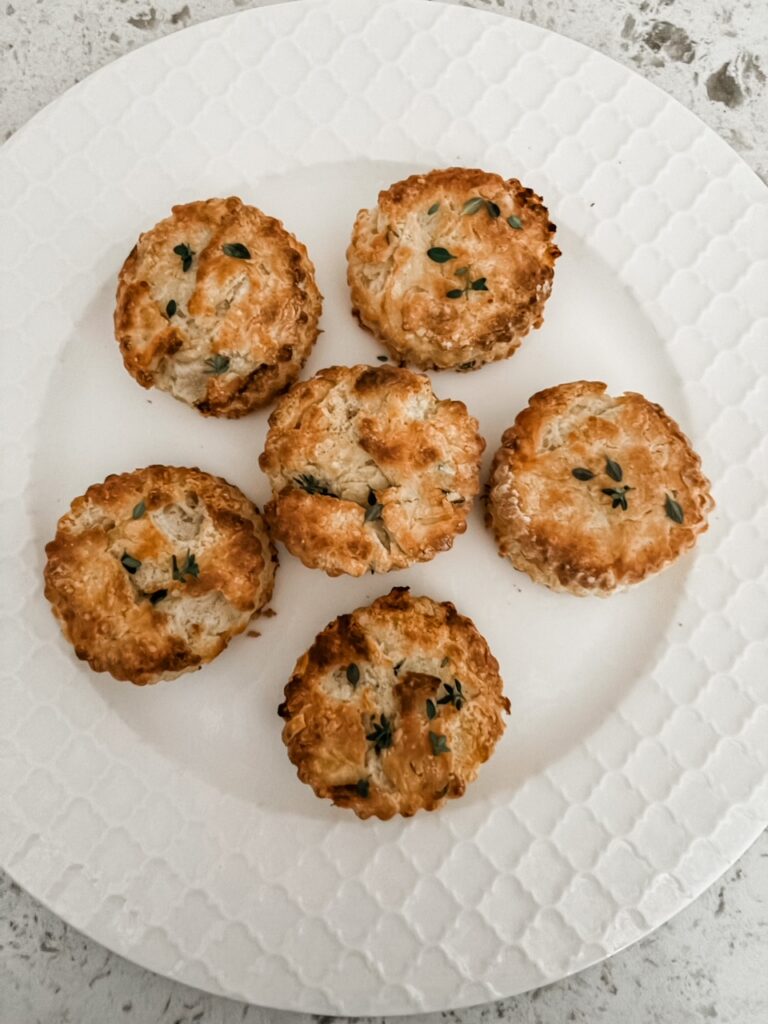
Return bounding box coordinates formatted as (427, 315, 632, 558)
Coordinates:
(486, 381, 714, 594)
(259, 363, 485, 576)
(279, 588, 510, 819)
(44, 465, 276, 684)
(115, 197, 322, 417)
(347, 167, 560, 370)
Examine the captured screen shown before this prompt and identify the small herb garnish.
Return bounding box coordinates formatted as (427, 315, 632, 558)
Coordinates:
(295, 473, 336, 497)
(355, 778, 370, 798)
(507, 215, 523, 229)
(346, 663, 360, 686)
(393, 660, 404, 676)
(121, 552, 141, 574)
(172, 550, 200, 582)
(364, 489, 384, 522)
(440, 656, 450, 667)
(427, 202, 440, 215)
(664, 494, 684, 524)
(166, 299, 177, 318)
(429, 731, 450, 756)
(458, 360, 476, 371)
(427, 247, 456, 263)
(437, 679, 465, 711)
(173, 243, 193, 272)
(132, 500, 146, 519)
(462, 197, 500, 219)
(376, 354, 389, 361)
(149, 589, 168, 605)
(572, 468, 595, 481)
(462, 197, 485, 215)
(447, 268, 489, 300)
(426, 699, 437, 720)
(204, 354, 230, 375)
(601, 486, 632, 511)
(366, 714, 393, 754)
(222, 242, 251, 260)
(605, 458, 623, 482)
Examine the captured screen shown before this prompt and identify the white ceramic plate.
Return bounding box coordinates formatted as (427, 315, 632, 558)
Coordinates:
(1, 0, 766, 1014)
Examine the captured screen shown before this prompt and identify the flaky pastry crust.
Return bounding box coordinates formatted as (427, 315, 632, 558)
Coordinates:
(44, 465, 277, 684)
(347, 167, 560, 371)
(486, 381, 714, 595)
(259, 364, 485, 576)
(278, 588, 510, 819)
(115, 197, 322, 417)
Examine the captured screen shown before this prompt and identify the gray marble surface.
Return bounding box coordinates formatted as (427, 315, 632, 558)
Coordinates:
(1, 0, 766, 1021)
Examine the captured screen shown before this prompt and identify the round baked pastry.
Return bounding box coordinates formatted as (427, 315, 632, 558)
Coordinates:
(259, 363, 485, 576)
(44, 466, 277, 684)
(114, 196, 322, 417)
(279, 588, 510, 819)
(347, 167, 560, 371)
(486, 381, 714, 595)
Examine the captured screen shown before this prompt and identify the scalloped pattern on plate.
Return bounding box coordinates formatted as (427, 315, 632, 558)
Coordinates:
(0, 0, 767, 1014)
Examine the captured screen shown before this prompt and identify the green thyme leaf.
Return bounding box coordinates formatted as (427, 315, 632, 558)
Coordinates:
(132, 500, 146, 519)
(173, 243, 193, 272)
(426, 698, 437, 720)
(376, 354, 389, 361)
(470, 277, 488, 291)
(429, 731, 450, 756)
(121, 552, 141, 574)
(605, 458, 623, 482)
(222, 242, 251, 259)
(572, 468, 595, 481)
(458, 360, 476, 371)
(393, 660, 404, 676)
(172, 550, 200, 582)
(486, 200, 501, 218)
(364, 489, 384, 521)
(346, 663, 360, 686)
(437, 681, 465, 710)
(462, 197, 485, 215)
(665, 494, 684, 524)
(455, 266, 470, 277)
(601, 486, 632, 511)
(427, 247, 456, 263)
(166, 299, 177, 318)
(355, 778, 370, 798)
(183, 551, 199, 578)
(204, 354, 230, 375)
(149, 589, 168, 605)
(427, 202, 440, 215)
(295, 474, 336, 498)
(366, 714, 393, 754)
(446, 289, 464, 299)
(440, 656, 450, 667)
(507, 215, 523, 229)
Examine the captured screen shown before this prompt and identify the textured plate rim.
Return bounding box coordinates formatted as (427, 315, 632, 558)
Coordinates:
(0, 0, 766, 1014)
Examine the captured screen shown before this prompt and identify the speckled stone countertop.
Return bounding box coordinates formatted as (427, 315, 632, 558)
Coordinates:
(1, 1, 766, 1022)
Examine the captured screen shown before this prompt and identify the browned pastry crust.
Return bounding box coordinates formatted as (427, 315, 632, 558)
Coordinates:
(278, 588, 510, 819)
(115, 197, 322, 417)
(44, 466, 277, 684)
(486, 381, 714, 595)
(258, 363, 485, 576)
(347, 167, 560, 371)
